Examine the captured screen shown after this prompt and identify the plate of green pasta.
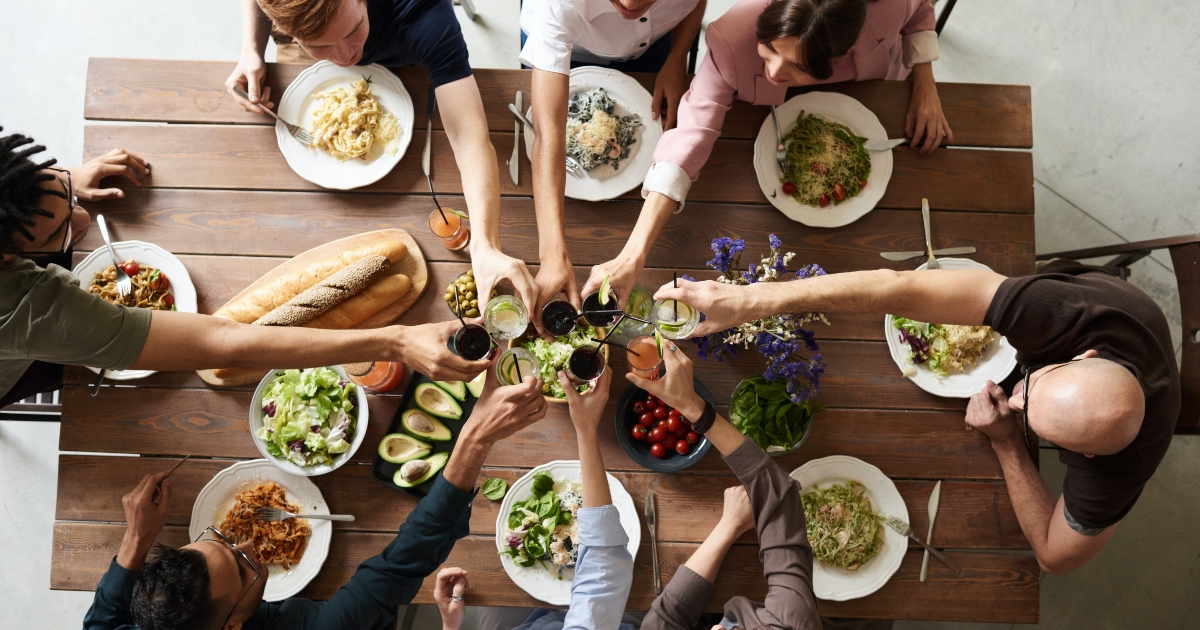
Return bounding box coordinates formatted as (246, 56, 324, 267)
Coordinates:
(753, 92, 892, 228)
(790, 455, 907, 601)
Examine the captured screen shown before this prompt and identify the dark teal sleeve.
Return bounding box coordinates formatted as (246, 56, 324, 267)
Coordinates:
(247, 473, 475, 630)
(82, 558, 140, 630)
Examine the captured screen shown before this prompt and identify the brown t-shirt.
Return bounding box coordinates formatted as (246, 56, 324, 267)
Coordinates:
(984, 266, 1180, 530)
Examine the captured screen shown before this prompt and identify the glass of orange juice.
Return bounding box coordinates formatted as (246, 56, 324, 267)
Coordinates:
(626, 335, 663, 380)
(428, 208, 470, 251)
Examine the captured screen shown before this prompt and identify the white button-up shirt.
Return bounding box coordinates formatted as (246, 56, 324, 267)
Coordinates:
(519, 0, 703, 75)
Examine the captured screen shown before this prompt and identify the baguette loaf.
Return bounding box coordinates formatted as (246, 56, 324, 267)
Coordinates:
(216, 240, 407, 323)
(306, 274, 411, 329)
(255, 256, 391, 327)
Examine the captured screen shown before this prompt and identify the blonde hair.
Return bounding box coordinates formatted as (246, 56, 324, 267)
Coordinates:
(257, 0, 345, 42)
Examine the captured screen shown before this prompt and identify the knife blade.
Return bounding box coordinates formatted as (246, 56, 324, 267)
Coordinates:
(879, 246, 976, 262)
(645, 489, 660, 594)
(421, 89, 435, 178)
(509, 91, 522, 186)
(866, 137, 907, 151)
(920, 480, 941, 583)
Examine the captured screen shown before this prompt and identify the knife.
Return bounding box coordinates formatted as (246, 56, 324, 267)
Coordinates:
(645, 489, 660, 594)
(866, 138, 907, 151)
(920, 480, 941, 583)
(509, 91, 522, 186)
(422, 89, 435, 179)
(879, 246, 976, 262)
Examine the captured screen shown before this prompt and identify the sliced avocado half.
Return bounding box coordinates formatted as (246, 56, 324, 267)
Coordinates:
(413, 382, 463, 419)
(434, 380, 467, 401)
(378, 433, 432, 464)
(466, 370, 486, 398)
(401, 408, 452, 442)
(393, 452, 449, 488)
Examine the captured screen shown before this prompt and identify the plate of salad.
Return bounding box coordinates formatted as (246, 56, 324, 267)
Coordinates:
(885, 258, 1018, 398)
(250, 366, 369, 476)
(495, 460, 640, 605)
(730, 376, 822, 456)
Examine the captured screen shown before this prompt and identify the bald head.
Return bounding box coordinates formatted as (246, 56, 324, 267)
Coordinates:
(1022, 358, 1144, 455)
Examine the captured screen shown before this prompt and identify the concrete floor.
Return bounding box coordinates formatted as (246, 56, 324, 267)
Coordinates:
(1, 0, 1197, 627)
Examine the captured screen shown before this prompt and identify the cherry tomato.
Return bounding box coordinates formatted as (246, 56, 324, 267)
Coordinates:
(653, 406, 667, 420)
(819, 194, 830, 208)
(680, 417, 691, 429)
(120, 261, 140, 276)
(148, 271, 169, 291)
(646, 394, 657, 403)
(631, 425, 648, 441)
(638, 412, 654, 428)
(650, 443, 667, 459)
(859, 178, 867, 188)
(833, 182, 846, 201)
(686, 431, 700, 445)
(674, 440, 690, 455)
(811, 163, 827, 175)
(632, 401, 646, 414)
(781, 181, 796, 196)
(162, 294, 175, 308)
(668, 408, 681, 418)
(649, 427, 667, 444)
(666, 417, 681, 433)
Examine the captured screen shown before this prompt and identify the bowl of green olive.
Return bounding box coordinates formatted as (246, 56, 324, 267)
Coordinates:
(444, 269, 498, 318)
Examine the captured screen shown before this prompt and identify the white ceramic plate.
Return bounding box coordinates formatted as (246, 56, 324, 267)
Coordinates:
(885, 258, 1018, 398)
(753, 92, 892, 228)
(249, 365, 370, 476)
(277, 61, 415, 190)
(72, 241, 197, 380)
(524, 66, 663, 202)
(790, 455, 907, 601)
(189, 459, 331, 602)
(495, 460, 641, 605)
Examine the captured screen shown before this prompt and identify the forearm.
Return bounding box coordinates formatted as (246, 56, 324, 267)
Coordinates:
(442, 431, 490, 492)
(682, 522, 739, 582)
(577, 430, 612, 508)
(675, 396, 747, 456)
(531, 69, 569, 261)
(667, 0, 706, 62)
(131, 311, 407, 371)
(619, 192, 677, 268)
(240, 0, 271, 57)
(438, 78, 502, 251)
(910, 62, 935, 87)
(992, 439, 1058, 559)
(115, 529, 156, 572)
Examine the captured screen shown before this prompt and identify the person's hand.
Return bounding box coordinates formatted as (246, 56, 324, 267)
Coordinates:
(716, 485, 755, 536)
(651, 55, 689, 130)
(226, 49, 273, 114)
(533, 250, 579, 336)
(470, 245, 539, 328)
(581, 255, 642, 311)
(653, 278, 747, 338)
(965, 380, 1021, 444)
(394, 320, 489, 382)
(432, 567, 469, 630)
(68, 149, 151, 201)
(905, 72, 954, 155)
(626, 338, 706, 421)
(561, 368, 611, 437)
(463, 356, 547, 444)
(116, 470, 174, 570)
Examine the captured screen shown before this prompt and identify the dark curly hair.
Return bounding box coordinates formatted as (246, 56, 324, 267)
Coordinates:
(756, 0, 870, 80)
(131, 545, 223, 630)
(0, 126, 67, 255)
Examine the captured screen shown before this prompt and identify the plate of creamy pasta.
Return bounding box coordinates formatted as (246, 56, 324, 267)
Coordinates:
(277, 61, 414, 190)
(190, 460, 332, 601)
(72, 240, 197, 380)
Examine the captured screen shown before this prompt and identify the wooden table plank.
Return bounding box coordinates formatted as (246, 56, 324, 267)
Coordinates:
(56, 456, 1025, 549)
(51, 523, 1037, 623)
(85, 59, 1032, 148)
(83, 125, 1033, 212)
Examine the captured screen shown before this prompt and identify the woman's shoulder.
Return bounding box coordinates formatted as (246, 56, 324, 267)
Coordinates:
(707, 0, 771, 57)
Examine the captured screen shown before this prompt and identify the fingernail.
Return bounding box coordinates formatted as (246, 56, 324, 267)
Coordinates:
(163, 479, 171, 487)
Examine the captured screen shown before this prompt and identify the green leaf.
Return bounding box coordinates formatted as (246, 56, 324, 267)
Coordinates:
(482, 478, 508, 501)
(530, 472, 554, 497)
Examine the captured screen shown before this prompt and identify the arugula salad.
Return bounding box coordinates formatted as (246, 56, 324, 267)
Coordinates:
(257, 367, 357, 467)
(500, 472, 581, 578)
(522, 324, 599, 398)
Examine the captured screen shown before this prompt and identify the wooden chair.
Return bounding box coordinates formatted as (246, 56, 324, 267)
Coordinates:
(0, 390, 62, 421)
(1036, 234, 1200, 434)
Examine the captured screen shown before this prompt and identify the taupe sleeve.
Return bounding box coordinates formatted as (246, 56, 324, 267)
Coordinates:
(721, 439, 822, 630)
(641, 566, 715, 630)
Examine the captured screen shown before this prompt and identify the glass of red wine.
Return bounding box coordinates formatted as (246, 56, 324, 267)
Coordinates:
(565, 343, 607, 384)
(446, 323, 496, 361)
(541, 299, 580, 337)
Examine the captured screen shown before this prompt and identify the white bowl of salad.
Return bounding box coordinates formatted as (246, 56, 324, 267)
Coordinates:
(249, 366, 369, 476)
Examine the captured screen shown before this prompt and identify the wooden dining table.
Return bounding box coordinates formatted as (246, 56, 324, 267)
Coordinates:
(51, 58, 1039, 623)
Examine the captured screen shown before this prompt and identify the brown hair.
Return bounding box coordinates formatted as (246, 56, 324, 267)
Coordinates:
(756, 0, 870, 80)
(256, 0, 344, 42)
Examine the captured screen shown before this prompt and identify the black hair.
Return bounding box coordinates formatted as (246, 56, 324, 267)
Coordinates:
(756, 0, 870, 80)
(0, 126, 65, 255)
(130, 545, 224, 630)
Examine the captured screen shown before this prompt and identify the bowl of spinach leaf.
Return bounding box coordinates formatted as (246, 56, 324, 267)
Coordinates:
(729, 376, 821, 455)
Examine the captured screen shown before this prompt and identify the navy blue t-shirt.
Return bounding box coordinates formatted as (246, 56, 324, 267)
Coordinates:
(359, 0, 472, 88)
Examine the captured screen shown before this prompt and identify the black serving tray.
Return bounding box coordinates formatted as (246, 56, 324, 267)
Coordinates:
(370, 372, 481, 498)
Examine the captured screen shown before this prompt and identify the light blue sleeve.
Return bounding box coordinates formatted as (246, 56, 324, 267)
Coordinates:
(561, 505, 635, 630)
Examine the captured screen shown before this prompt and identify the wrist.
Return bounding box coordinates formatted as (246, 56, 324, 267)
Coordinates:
(679, 394, 707, 425)
(116, 531, 155, 571)
(387, 326, 411, 364)
(711, 520, 743, 544)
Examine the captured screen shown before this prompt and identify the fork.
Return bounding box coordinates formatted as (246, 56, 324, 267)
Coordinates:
(921, 198, 940, 270)
(770, 105, 788, 174)
(506, 103, 581, 175)
(231, 86, 315, 145)
(95, 214, 131, 298)
(254, 507, 356, 522)
(879, 514, 961, 575)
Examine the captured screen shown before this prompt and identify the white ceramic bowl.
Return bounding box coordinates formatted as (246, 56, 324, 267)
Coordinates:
(249, 365, 369, 476)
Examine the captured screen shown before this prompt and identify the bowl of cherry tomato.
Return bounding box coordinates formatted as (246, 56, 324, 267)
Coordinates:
(614, 380, 714, 473)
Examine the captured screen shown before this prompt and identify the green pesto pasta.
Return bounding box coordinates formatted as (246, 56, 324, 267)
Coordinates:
(780, 111, 871, 207)
(801, 480, 883, 570)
